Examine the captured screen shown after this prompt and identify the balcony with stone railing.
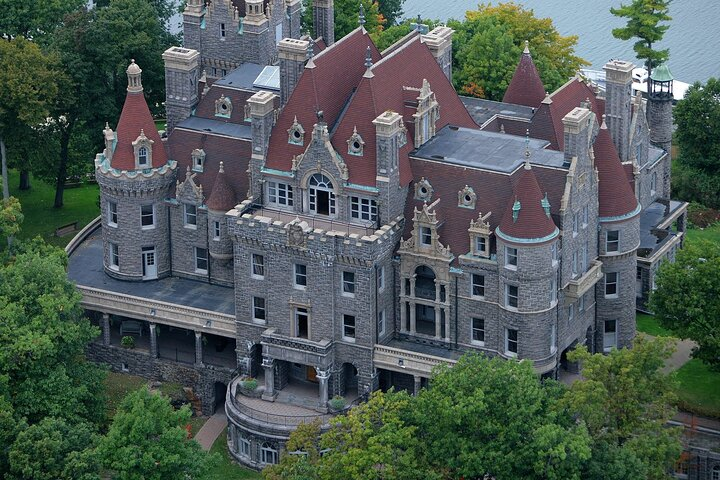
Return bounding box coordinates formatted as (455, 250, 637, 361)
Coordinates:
(564, 259, 603, 298)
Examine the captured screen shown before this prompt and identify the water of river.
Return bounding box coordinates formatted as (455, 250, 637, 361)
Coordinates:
(401, 0, 720, 84)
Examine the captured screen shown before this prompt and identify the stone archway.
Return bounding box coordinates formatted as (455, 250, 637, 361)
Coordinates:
(213, 381, 227, 413)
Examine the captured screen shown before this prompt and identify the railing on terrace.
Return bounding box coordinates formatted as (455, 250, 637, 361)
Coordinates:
(247, 206, 378, 237)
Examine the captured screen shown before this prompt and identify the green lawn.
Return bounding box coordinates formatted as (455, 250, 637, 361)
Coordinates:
(636, 313, 674, 337)
(674, 359, 720, 419)
(104, 371, 147, 420)
(201, 427, 262, 480)
(685, 223, 720, 246)
(8, 170, 99, 248)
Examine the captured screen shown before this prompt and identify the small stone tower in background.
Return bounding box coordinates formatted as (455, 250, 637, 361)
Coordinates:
(313, 0, 334, 46)
(95, 60, 177, 281)
(646, 63, 674, 154)
(162, 46, 201, 134)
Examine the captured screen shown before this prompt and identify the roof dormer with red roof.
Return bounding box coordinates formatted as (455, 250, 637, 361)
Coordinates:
(503, 41, 546, 109)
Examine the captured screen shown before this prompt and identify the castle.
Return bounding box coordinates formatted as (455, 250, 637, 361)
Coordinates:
(66, 0, 705, 473)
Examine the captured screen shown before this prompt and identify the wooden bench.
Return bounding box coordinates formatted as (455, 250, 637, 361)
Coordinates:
(55, 221, 78, 237)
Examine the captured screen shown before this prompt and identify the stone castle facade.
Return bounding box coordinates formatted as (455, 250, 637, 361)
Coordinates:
(66, 0, 701, 472)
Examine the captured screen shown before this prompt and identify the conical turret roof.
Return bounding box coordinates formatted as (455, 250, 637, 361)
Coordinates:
(594, 118, 639, 219)
(206, 162, 236, 211)
(503, 41, 546, 108)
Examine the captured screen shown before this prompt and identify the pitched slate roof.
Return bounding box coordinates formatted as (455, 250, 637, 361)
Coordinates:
(593, 119, 639, 219)
(112, 90, 168, 170)
(502, 43, 546, 108)
(497, 161, 558, 242)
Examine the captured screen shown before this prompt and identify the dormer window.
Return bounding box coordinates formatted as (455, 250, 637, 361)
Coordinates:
(420, 226, 432, 246)
(215, 95, 232, 118)
(191, 148, 206, 172)
(458, 185, 476, 209)
(288, 116, 304, 145)
(414, 177, 433, 202)
(411, 79, 439, 148)
(347, 126, 364, 156)
(469, 211, 492, 258)
(132, 129, 154, 169)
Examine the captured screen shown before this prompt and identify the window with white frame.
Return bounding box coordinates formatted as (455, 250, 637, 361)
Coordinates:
(582, 205, 589, 227)
(195, 247, 208, 273)
(378, 266, 385, 291)
(252, 296, 266, 323)
(505, 328, 518, 356)
(568, 303, 575, 321)
(572, 213, 579, 236)
(141, 204, 154, 229)
(505, 284, 518, 309)
(294, 264, 307, 288)
(184, 204, 197, 227)
(471, 318, 485, 345)
(378, 309, 386, 335)
(350, 196, 377, 222)
(110, 243, 119, 269)
(251, 254, 265, 278)
(471, 274, 485, 298)
(138, 146, 148, 166)
(550, 324, 557, 353)
(238, 434, 251, 458)
(475, 236, 487, 256)
(550, 278, 557, 305)
(267, 181, 294, 207)
(343, 314, 356, 341)
(420, 226, 432, 246)
(260, 443, 278, 465)
(342, 271, 355, 296)
(505, 246, 518, 268)
(606, 230, 619, 252)
(605, 271, 618, 297)
(108, 201, 118, 227)
(603, 319, 617, 352)
(213, 221, 221, 240)
(308, 173, 336, 216)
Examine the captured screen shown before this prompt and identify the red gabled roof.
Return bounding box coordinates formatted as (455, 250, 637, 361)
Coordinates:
(529, 78, 605, 151)
(497, 163, 558, 241)
(503, 44, 546, 108)
(594, 119, 638, 218)
(112, 90, 168, 170)
(265, 28, 381, 173)
(206, 162, 237, 211)
(194, 86, 254, 125)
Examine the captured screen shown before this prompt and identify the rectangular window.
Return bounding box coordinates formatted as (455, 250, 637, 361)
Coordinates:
(505, 328, 518, 356)
(343, 314, 356, 341)
(572, 213, 579, 236)
(267, 181, 294, 207)
(572, 251, 578, 277)
(110, 243, 119, 269)
(579, 294, 585, 312)
(342, 271, 355, 296)
(185, 204, 197, 227)
(294, 264, 307, 288)
(220, 23, 226, 37)
(108, 201, 118, 227)
(294, 307, 309, 338)
(568, 303, 575, 321)
(471, 274, 485, 298)
(582, 205, 589, 227)
(420, 226, 432, 245)
(141, 204, 154, 229)
(606, 230, 619, 252)
(251, 254, 265, 278)
(603, 319, 617, 352)
(550, 324, 557, 353)
(505, 246, 518, 268)
(475, 236, 487, 255)
(195, 247, 208, 273)
(550, 278, 557, 305)
(505, 284, 518, 309)
(551, 242, 558, 266)
(350, 196, 378, 221)
(213, 221, 221, 240)
(378, 309, 386, 335)
(378, 266, 385, 291)
(252, 297, 266, 323)
(238, 436, 251, 458)
(471, 318, 485, 345)
(260, 445, 277, 465)
(605, 271, 618, 297)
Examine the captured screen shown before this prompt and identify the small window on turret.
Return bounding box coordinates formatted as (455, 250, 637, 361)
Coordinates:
(220, 23, 226, 38)
(138, 147, 148, 166)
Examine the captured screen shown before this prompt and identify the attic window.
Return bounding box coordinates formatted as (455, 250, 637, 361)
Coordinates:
(138, 147, 148, 166)
(347, 127, 364, 156)
(414, 177, 433, 202)
(288, 116, 305, 146)
(132, 129, 154, 169)
(458, 185, 476, 209)
(215, 95, 232, 118)
(191, 148, 206, 172)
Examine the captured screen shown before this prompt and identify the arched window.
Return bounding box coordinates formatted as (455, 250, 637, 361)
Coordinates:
(260, 442, 278, 465)
(138, 147, 148, 166)
(712, 465, 720, 480)
(414, 265, 436, 301)
(308, 173, 336, 216)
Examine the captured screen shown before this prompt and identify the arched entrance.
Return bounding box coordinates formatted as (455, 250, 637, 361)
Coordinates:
(308, 173, 336, 216)
(214, 381, 227, 413)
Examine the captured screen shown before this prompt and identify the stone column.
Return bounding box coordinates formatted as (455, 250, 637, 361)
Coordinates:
(444, 306, 451, 343)
(149, 323, 158, 358)
(434, 306, 442, 338)
(194, 331, 204, 366)
(101, 313, 111, 346)
(400, 300, 407, 332)
(410, 275, 416, 297)
(316, 368, 330, 413)
(434, 280, 441, 302)
(409, 301, 416, 334)
(262, 358, 276, 401)
(413, 375, 422, 396)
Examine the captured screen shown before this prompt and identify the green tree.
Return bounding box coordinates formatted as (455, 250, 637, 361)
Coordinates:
(650, 241, 720, 369)
(674, 78, 720, 174)
(98, 387, 213, 480)
(564, 336, 682, 480)
(7, 417, 100, 480)
(414, 354, 591, 480)
(611, 0, 671, 74)
(449, 3, 587, 100)
(0, 38, 58, 203)
(370, 18, 440, 51)
(0, 0, 84, 41)
(377, 0, 404, 26)
(0, 197, 23, 244)
(263, 420, 323, 480)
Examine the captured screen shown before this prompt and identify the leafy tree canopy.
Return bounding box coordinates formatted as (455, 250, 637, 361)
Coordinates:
(673, 77, 720, 174)
(449, 3, 588, 100)
(0, 197, 23, 243)
(370, 18, 440, 51)
(98, 387, 214, 480)
(0, 0, 85, 40)
(303, 0, 386, 41)
(611, 0, 671, 73)
(377, 0, 404, 26)
(650, 241, 720, 369)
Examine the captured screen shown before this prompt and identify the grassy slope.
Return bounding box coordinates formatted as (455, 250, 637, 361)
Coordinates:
(202, 427, 262, 480)
(104, 372, 147, 419)
(7, 170, 100, 248)
(636, 313, 674, 337)
(674, 359, 720, 419)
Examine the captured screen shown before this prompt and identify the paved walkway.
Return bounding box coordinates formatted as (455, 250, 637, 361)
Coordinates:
(662, 337, 696, 374)
(194, 410, 228, 451)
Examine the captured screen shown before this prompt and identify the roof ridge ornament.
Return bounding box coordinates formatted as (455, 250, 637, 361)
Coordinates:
(359, 2, 366, 28)
(524, 129, 531, 169)
(523, 39, 530, 55)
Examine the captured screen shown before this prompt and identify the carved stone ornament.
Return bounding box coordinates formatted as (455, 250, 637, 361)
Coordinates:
(215, 95, 232, 117)
(414, 177, 433, 202)
(287, 222, 307, 248)
(288, 116, 305, 145)
(458, 185, 476, 209)
(347, 126, 365, 156)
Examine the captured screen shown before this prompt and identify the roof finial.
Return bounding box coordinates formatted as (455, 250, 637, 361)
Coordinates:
(359, 2, 366, 28)
(219, 161, 225, 174)
(307, 37, 315, 60)
(523, 40, 530, 55)
(524, 129, 531, 169)
(365, 46, 373, 68)
(600, 114, 608, 129)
